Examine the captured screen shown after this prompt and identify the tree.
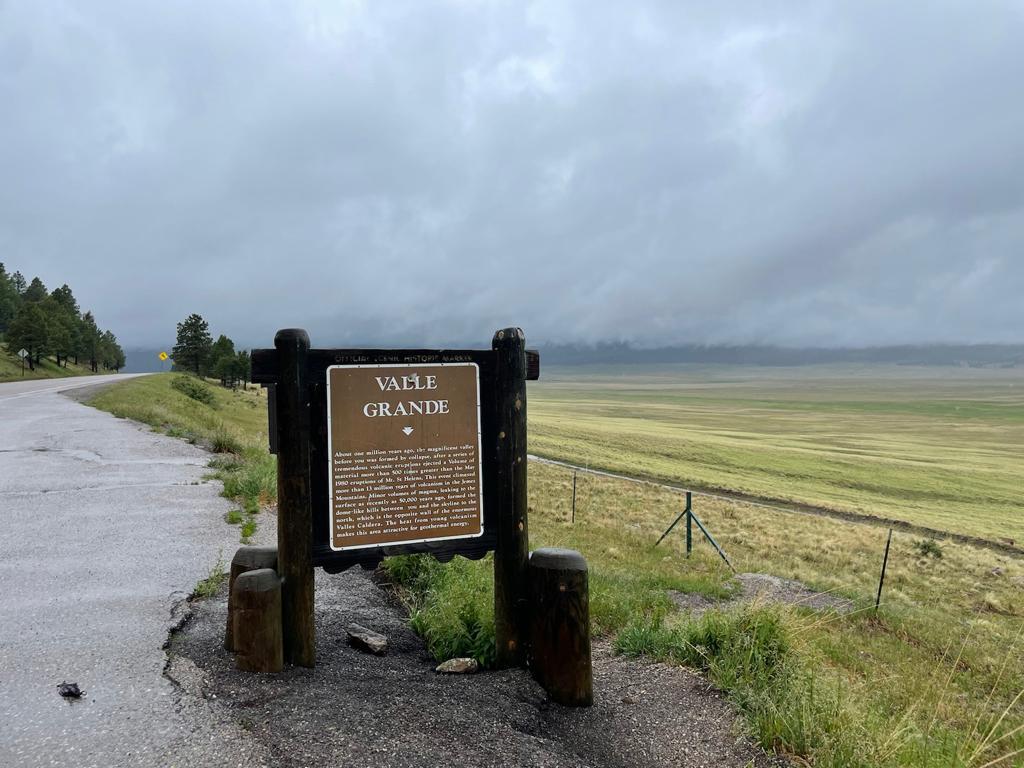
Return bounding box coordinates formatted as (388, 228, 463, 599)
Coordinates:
(10, 271, 26, 295)
(99, 330, 125, 372)
(6, 303, 50, 370)
(0, 263, 20, 333)
(236, 350, 251, 385)
(172, 313, 213, 376)
(40, 295, 79, 367)
(23, 277, 47, 303)
(210, 334, 237, 387)
(80, 312, 102, 372)
(50, 284, 79, 316)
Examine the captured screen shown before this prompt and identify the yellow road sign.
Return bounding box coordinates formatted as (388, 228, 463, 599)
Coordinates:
(159, 352, 169, 361)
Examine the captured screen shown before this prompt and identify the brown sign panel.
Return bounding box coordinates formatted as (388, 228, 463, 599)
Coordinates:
(326, 363, 483, 551)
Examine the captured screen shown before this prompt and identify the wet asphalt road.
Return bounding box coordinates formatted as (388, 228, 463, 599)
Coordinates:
(0, 375, 257, 767)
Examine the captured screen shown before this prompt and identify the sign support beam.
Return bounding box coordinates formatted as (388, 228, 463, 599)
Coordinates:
(492, 327, 530, 668)
(275, 328, 316, 668)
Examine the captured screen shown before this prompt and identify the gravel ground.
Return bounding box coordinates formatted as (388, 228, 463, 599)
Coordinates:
(170, 561, 784, 768)
(671, 572, 855, 617)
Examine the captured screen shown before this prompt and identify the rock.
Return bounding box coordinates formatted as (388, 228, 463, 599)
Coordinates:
(57, 681, 84, 699)
(991, 567, 1004, 577)
(346, 624, 387, 655)
(435, 657, 479, 674)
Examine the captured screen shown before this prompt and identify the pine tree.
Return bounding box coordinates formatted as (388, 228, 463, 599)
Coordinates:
(0, 263, 20, 333)
(172, 313, 213, 376)
(80, 312, 101, 372)
(6, 303, 51, 370)
(23, 277, 47, 303)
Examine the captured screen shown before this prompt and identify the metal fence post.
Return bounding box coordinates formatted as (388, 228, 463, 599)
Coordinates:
(685, 492, 692, 557)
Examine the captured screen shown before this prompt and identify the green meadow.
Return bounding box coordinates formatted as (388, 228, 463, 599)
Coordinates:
(530, 364, 1024, 545)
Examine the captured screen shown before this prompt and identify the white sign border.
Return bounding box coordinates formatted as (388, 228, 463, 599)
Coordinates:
(325, 362, 485, 552)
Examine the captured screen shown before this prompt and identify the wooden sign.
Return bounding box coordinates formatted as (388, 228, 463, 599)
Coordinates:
(250, 329, 544, 672)
(326, 363, 484, 550)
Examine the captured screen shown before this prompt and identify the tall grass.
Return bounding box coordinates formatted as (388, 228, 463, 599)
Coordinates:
(383, 554, 496, 666)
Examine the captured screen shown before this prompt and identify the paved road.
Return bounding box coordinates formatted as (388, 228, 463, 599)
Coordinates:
(0, 375, 262, 767)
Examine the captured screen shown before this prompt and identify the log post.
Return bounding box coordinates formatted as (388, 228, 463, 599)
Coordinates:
(233, 568, 284, 673)
(275, 328, 315, 667)
(225, 545, 278, 652)
(527, 548, 593, 706)
(493, 327, 530, 669)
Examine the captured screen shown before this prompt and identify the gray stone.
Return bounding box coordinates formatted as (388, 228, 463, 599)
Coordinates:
(346, 623, 388, 655)
(435, 657, 479, 674)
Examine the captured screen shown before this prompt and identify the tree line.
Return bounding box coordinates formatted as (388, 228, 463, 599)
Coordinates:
(0, 263, 125, 372)
(172, 313, 251, 388)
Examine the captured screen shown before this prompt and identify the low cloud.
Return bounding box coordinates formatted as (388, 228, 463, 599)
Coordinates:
(2, 1, 1022, 347)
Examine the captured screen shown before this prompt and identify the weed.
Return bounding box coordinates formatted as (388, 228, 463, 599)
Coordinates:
(194, 552, 226, 599)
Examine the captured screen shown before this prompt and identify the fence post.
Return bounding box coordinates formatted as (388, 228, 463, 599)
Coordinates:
(571, 471, 577, 524)
(875, 528, 893, 613)
(685, 492, 692, 557)
(275, 328, 315, 668)
(493, 327, 530, 669)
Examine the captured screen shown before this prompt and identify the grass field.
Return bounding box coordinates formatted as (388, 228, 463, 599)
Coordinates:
(0, 349, 97, 382)
(530, 364, 1024, 545)
(90, 368, 1024, 767)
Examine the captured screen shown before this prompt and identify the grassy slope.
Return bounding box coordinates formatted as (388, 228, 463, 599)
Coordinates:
(92, 368, 1024, 766)
(0, 350, 97, 382)
(530, 364, 1024, 544)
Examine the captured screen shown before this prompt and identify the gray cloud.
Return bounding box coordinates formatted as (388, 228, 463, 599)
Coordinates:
(2, 0, 1022, 348)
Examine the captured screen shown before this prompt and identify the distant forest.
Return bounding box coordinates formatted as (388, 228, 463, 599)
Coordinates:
(539, 342, 1024, 368)
(0, 263, 125, 371)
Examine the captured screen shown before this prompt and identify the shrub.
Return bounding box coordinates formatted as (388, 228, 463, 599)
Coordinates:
(171, 375, 216, 406)
(913, 538, 944, 559)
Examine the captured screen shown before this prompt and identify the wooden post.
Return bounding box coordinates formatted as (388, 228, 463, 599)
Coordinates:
(275, 328, 315, 668)
(493, 327, 530, 669)
(225, 545, 278, 651)
(233, 569, 284, 673)
(527, 548, 592, 706)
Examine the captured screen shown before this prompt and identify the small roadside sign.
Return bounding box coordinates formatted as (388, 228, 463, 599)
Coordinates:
(17, 348, 28, 359)
(159, 352, 168, 360)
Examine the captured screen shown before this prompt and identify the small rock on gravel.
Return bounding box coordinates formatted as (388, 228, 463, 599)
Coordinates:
(346, 623, 388, 655)
(436, 657, 479, 674)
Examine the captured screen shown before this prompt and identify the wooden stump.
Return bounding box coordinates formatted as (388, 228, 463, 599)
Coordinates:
(527, 547, 593, 706)
(232, 568, 283, 673)
(225, 545, 278, 652)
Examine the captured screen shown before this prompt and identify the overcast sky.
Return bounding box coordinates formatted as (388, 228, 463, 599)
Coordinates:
(2, 1, 1023, 349)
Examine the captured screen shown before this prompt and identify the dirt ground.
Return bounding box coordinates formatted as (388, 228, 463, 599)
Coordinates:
(168, 567, 786, 768)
